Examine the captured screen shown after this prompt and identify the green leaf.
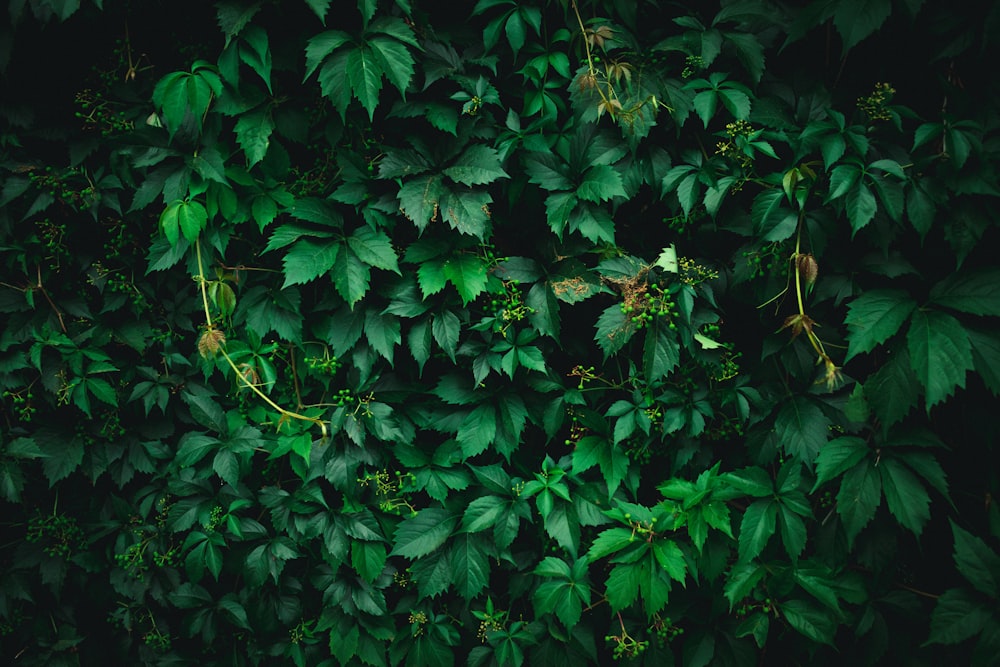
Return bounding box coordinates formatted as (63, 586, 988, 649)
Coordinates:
(836, 461, 881, 546)
(332, 246, 371, 307)
(364, 310, 400, 363)
(346, 45, 384, 120)
(844, 289, 917, 361)
(738, 499, 777, 561)
(864, 346, 920, 429)
(773, 396, 830, 466)
(347, 226, 400, 273)
(391, 508, 458, 558)
(725, 467, 774, 498)
(834, 0, 892, 55)
(463, 495, 507, 533)
(368, 35, 415, 95)
(643, 326, 680, 381)
(352, 541, 388, 583)
(950, 520, 1000, 597)
(927, 588, 992, 645)
(778, 507, 807, 560)
(930, 268, 1000, 317)
(282, 239, 339, 287)
(879, 457, 930, 536)
(967, 326, 1000, 396)
(441, 189, 492, 238)
(604, 563, 641, 611)
(907, 309, 973, 411)
(846, 182, 878, 234)
(576, 164, 626, 203)
(450, 533, 490, 599)
(780, 598, 836, 645)
(234, 107, 274, 166)
(443, 144, 510, 186)
(441, 254, 488, 305)
(651, 539, 687, 583)
(572, 435, 629, 495)
(812, 436, 869, 491)
(594, 304, 636, 358)
(456, 403, 497, 458)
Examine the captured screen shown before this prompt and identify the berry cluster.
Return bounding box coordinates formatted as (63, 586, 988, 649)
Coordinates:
(306, 354, 342, 376)
(26, 513, 85, 559)
(29, 166, 97, 211)
(858, 82, 896, 122)
(562, 410, 589, 447)
(619, 281, 678, 330)
(358, 469, 417, 515)
(408, 611, 428, 636)
(681, 55, 705, 79)
(651, 615, 684, 646)
(605, 629, 648, 660)
(74, 88, 133, 136)
(743, 243, 785, 280)
(3, 387, 36, 422)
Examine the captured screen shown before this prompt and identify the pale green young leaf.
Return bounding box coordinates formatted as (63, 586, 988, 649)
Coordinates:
(844, 289, 916, 361)
(907, 309, 973, 411)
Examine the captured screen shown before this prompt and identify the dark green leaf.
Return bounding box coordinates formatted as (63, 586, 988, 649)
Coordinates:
(907, 309, 973, 411)
(391, 509, 458, 559)
(844, 289, 917, 361)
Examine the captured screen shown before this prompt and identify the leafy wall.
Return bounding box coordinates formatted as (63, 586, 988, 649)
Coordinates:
(2, 0, 1000, 665)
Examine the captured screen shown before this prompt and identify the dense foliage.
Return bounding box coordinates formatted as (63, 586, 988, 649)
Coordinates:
(2, 0, 1000, 664)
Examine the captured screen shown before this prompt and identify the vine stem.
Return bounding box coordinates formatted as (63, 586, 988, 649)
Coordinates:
(194, 238, 327, 441)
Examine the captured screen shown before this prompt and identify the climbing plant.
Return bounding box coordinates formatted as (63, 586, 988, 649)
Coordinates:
(2, 0, 1000, 665)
